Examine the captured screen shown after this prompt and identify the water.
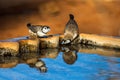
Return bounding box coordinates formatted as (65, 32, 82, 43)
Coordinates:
(0, 45, 120, 80)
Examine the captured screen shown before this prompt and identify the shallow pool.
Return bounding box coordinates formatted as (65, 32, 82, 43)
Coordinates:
(0, 45, 120, 80)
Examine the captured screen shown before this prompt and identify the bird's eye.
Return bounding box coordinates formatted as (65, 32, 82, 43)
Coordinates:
(46, 28, 48, 29)
(44, 27, 46, 29)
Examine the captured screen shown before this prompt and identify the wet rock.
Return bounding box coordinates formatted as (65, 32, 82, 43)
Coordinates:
(80, 33, 120, 49)
(19, 52, 38, 64)
(0, 42, 19, 56)
(78, 44, 120, 57)
(0, 56, 18, 68)
(40, 48, 59, 58)
(39, 36, 59, 49)
(19, 39, 39, 53)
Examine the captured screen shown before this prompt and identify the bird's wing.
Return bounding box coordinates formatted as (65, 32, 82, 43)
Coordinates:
(27, 26, 41, 33)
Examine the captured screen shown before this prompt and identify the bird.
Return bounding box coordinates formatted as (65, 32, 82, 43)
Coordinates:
(35, 60, 47, 73)
(27, 23, 50, 38)
(62, 14, 79, 44)
(61, 46, 78, 65)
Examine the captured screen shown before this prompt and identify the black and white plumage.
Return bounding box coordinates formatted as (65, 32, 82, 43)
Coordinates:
(35, 60, 47, 73)
(27, 23, 50, 37)
(62, 14, 79, 44)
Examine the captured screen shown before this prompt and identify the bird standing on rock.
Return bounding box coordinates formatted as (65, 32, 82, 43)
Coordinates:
(27, 23, 51, 38)
(62, 14, 79, 44)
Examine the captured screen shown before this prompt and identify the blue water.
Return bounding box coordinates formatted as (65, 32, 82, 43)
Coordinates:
(0, 51, 120, 80)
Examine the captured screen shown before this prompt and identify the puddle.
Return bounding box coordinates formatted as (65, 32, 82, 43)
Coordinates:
(0, 44, 120, 80)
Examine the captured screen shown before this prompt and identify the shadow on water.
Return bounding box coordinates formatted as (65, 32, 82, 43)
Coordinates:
(0, 44, 120, 80)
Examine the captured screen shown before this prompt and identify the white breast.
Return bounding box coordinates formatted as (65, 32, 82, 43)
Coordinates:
(29, 30, 37, 36)
(37, 31, 46, 37)
(35, 61, 44, 67)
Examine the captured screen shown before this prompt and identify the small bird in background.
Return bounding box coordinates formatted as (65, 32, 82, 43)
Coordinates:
(62, 14, 79, 44)
(27, 23, 51, 38)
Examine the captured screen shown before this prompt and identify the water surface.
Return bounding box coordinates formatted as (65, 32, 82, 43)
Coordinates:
(0, 45, 120, 80)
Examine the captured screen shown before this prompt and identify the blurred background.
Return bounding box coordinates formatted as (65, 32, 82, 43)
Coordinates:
(0, 0, 120, 40)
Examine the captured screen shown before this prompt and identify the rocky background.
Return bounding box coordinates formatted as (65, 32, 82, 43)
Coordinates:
(0, 0, 120, 40)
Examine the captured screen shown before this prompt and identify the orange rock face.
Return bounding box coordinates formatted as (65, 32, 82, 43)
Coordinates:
(0, 0, 120, 40)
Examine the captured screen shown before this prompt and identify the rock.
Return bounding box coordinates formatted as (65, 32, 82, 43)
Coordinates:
(39, 36, 59, 49)
(39, 48, 59, 58)
(19, 52, 38, 64)
(0, 56, 18, 68)
(76, 44, 120, 57)
(19, 39, 39, 53)
(80, 33, 120, 49)
(60, 33, 120, 49)
(0, 42, 19, 56)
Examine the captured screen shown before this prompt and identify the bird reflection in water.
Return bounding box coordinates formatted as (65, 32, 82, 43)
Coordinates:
(19, 52, 47, 73)
(0, 44, 120, 74)
(28, 59, 47, 73)
(61, 46, 78, 65)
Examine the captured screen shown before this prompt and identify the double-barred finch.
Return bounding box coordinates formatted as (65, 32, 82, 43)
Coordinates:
(35, 60, 47, 73)
(62, 14, 79, 44)
(63, 50, 77, 65)
(27, 23, 50, 37)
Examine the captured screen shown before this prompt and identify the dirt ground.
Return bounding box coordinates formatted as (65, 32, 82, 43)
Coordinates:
(0, 0, 120, 40)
